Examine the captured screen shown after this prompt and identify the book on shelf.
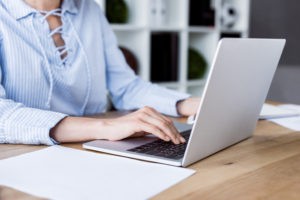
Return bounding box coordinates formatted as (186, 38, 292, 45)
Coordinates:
(150, 32, 179, 82)
(220, 32, 242, 38)
(189, 0, 215, 27)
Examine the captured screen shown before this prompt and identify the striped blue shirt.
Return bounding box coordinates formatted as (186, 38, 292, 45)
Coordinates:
(0, 0, 189, 145)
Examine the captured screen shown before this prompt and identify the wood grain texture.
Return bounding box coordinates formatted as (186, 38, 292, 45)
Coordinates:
(0, 118, 299, 200)
(153, 120, 300, 200)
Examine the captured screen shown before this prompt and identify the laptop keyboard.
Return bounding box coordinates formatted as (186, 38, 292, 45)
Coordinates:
(127, 130, 191, 160)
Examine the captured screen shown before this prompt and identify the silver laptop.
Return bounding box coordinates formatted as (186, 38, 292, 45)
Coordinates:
(83, 38, 285, 167)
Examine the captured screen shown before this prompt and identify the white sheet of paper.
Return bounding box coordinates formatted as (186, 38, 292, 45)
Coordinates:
(270, 116, 300, 131)
(277, 104, 300, 112)
(186, 103, 300, 124)
(259, 103, 300, 119)
(0, 146, 195, 200)
(267, 104, 300, 131)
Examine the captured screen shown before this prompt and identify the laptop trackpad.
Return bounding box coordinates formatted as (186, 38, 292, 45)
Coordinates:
(84, 136, 157, 152)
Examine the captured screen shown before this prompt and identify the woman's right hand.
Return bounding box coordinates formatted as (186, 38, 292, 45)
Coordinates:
(100, 107, 185, 144)
(50, 107, 185, 144)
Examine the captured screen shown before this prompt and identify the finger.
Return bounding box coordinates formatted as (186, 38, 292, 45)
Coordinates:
(138, 122, 171, 142)
(142, 108, 185, 143)
(140, 112, 181, 144)
(157, 115, 186, 143)
(145, 109, 184, 144)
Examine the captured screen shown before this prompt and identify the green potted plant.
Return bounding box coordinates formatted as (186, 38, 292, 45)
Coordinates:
(188, 48, 207, 79)
(106, 0, 129, 24)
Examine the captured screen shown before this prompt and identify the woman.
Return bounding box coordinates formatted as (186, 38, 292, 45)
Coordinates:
(0, 0, 199, 145)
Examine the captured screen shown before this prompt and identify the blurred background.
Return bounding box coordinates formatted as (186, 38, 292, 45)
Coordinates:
(97, 0, 300, 104)
(251, 0, 300, 104)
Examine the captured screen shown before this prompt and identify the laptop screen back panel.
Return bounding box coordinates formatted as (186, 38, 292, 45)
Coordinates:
(183, 38, 285, 167)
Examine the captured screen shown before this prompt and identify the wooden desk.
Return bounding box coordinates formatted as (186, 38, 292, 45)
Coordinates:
(1, 115, 300, 200)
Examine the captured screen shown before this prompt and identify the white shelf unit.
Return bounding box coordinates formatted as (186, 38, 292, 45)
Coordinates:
(95, 0, 250, 96)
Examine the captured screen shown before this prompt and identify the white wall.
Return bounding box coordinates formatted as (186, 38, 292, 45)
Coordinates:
(250, 0, 300, 104)
(267, 66, 300, 104)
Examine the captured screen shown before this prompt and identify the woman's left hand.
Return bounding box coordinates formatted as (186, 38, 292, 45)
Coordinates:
(176, 97, 200, 116)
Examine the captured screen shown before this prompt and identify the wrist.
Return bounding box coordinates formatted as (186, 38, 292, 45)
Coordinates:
(176, 97, 200, 116)
(90, 119, 108, 140)
(176, 99, 185, 116)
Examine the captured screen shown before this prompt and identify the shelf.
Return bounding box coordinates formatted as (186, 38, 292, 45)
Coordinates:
(189, 26, 216, 33)
(221, 29, 248, 34)
(187, 85, 205, 97)
(101, 0, 250, 96)
(111, 24, 146, 31)
(149, 0, 188, 28)
(114, 31, 150, 81)
(186, 79, 206, 87)
(101, 0, 148, 27)
(157, 82, 180, 88)
(150, 26, 185, 32)
(189, 32, 219, 67)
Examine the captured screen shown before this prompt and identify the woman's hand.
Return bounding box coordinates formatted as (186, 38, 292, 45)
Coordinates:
(100, 107, 185, 144)
(176, 97, 200, 116)
(50, 107, 185, 144)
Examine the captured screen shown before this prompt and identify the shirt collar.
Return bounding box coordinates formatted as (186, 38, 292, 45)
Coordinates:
(2, 0, 36, 20)
(2, 0, 78, 21)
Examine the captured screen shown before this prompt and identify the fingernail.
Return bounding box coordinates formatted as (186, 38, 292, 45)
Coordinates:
(180, 137, 186, 143)
(165, 136, 170, 141)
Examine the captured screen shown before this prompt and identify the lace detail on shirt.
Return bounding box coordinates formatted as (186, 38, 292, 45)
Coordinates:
(40, 8, 70, 65)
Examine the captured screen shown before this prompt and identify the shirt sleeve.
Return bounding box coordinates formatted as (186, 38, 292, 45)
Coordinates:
(0, 33, 67, 145)
(99, 10, 190, 116)
(0, 102, 67, 145)
(0, 74, 66, 146)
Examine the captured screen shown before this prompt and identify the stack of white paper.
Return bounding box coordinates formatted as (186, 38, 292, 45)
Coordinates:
(259, 103, 300, 119)
(266, 104, 300, 131)
(0, 146, 195, 200)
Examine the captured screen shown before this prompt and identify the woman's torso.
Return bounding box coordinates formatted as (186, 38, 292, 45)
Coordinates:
(0, 0, 108, 116)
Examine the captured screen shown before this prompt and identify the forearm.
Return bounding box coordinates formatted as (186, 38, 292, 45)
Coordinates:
(50, 116, 106, 143)
(50, 107, 186, 144)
